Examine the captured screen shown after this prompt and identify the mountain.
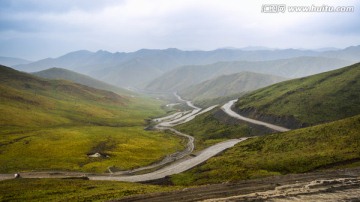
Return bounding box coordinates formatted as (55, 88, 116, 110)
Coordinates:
(239, 46, 275, 51)
(13, 46, 360, 89)
(0, 56, 31, 66)
(146, 56, 352, 92)
(321, 45, 360, 61)
(13, 48, 323, 88)
(33, 67, 133, 96)
(235, 63, 360, 128)
(0, 65, 127, 129)
(178, 72, 287, 102)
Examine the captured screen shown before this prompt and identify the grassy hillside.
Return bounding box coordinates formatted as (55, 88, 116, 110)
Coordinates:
(0, 65, 183, 173)
(179, 71, 287, 102)
(145, 57, 351, 92)
(0, 178, 180, 201)
(235, 63, 360, 127)
(171, 114, 360, 185)
(33, 67, 133, 96)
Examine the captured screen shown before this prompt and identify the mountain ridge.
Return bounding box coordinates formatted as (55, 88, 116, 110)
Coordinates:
(178, 71, 287, 102)
(0, 56, 31, 66)
(33, 67, 133, 96)
(146, 56, 352, 92)
(14, 46, 360, 89)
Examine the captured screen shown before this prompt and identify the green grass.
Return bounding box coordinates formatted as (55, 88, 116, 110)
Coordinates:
(0, 178, 180, 201)
(235, 63, 360, 125)
(171, 114, 360, 185)
(0, 126, 183, 173)
(174, 108, 269, 151)
(0, 65, 184, 173)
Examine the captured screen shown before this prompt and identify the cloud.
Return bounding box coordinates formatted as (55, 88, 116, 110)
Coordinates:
(0, 0, 359, 60)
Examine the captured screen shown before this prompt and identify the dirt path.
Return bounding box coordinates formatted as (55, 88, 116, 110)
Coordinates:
(112, 167, 360, 202)
(221, 99, 290, 132)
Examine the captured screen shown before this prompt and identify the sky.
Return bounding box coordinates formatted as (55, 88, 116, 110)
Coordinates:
(0, 0, 359, 60)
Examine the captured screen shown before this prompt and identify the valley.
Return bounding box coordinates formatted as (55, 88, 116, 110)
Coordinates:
(0, 65, 184, 173)
(2, 1, 360, 201)
(1, 48, 360, 201)
(0, 92, 245, 182)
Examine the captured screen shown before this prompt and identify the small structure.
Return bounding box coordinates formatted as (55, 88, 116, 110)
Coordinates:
(87, 152, 109, 158)
(14, 173, 21, 178)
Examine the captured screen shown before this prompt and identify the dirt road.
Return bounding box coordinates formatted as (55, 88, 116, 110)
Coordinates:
(113, 167, 360, 202)
(221, 99, 290, 132)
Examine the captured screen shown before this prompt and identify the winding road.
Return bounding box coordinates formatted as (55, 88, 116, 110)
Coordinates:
(0, 96, 292, 182)
(0, 93, 243, 182)
(221, 99, 290, 132)
(89, 138, 245, 182)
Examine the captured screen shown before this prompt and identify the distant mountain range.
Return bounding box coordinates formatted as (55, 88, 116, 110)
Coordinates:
(146, 56, 352, 92)
(0, 56, 31, 66)
(12, 45, 360, 89)
(178, 72, 287, 102)
(33, 68, 133, 96)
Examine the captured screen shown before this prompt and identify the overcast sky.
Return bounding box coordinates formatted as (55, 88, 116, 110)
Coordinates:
(0, 0, 359, 60)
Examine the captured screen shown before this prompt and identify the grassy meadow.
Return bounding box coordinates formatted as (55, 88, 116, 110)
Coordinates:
(0, 178, 181, 201)
(0, 65, 184, 173)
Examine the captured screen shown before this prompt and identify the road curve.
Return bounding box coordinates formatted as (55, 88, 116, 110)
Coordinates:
(174, 92, 201, 110)
(221, 100, 290, 132)
(112, 94, 202, 175)
(89, 138, 246, 182)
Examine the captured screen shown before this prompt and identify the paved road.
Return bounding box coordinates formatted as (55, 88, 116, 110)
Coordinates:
(89, 138, 246, 182)
(221, 100, 290, 132)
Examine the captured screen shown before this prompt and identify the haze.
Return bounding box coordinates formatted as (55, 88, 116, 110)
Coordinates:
(1, 0, 359, 60)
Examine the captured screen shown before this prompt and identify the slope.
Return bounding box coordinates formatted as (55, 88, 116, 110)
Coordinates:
(171, 114, 360, 185)
(235, 63, 360, 128)
(178, 71, 287, 102)
(33, 67, 133, 96)
(0, 65, 183, 173)
(145, 56, 351, 92)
